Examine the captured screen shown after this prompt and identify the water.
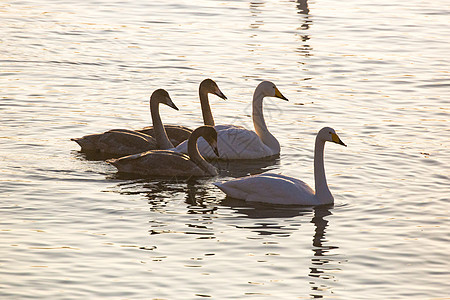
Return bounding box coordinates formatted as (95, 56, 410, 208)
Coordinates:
(1, 0, 449, 298)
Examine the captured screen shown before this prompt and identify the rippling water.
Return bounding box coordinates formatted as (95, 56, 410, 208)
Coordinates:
(1, 0, 449, 298)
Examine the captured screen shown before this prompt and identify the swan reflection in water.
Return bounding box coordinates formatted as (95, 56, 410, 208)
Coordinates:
(112, 178, 343, 298)
(222, 201, 344, 298)
(308, 207, 343, 298)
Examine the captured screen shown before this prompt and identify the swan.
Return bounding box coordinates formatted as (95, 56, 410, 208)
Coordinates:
(174, 81, 288, 160)
(71, 89, 178, 156)
(107, 126, 219, 177)
(214, 127, 347, 205)
(137, 79, 227, 146)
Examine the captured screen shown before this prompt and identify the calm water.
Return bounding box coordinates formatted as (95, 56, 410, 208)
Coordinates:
(1, 0, 449, 298)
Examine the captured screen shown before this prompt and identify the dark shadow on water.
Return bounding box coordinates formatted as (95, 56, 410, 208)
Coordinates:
(72, 149, 122, 161)
(219, 196, 343, 297)
(308, 206, 343, 298)
(221, 200, 344, 297)
(296, 0, 310, 15)
(249, 1, 265, 29)
(110, 176, 218, 214)
(216, 156, 280, 178)
(219, 197, 317, 236)
(220, 196, 316, 219)
(184, 180, 220, 215)
(294, 0, 313, 63)
(111, 174, 343, 297)
(73, 145, 280, 179)
(108, 171, 216, 182)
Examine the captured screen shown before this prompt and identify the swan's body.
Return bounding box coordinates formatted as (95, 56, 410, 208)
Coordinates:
(107, 126, 219, 177)
(214, 127, 347, 205)
(71, 89, 177, 156)
(136, 79, 226, 146)
(174, 81, 288, 160)
(75, 129, 158, 156)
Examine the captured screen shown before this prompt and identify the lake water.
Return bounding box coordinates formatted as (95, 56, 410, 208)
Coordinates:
(1, 0, 449, 298)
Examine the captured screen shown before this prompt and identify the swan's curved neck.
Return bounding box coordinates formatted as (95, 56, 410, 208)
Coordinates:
(252, 90, 280, 154)
(150, 100, 174, 150)
(187, 131, 214, 174)
(199, 89, 215, 126)
(314, 138, 333, 204)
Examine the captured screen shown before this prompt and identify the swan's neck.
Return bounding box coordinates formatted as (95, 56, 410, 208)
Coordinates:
(252, 90, 280, 154)
(187, 132, 215, 175)
(314, 138, 333, 204)
(199, 89, 215, 126)
(150, 100, 174, 150)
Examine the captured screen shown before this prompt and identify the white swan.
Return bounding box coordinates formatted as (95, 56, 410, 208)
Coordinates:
(71, 89, 178, 156)
(107, 126, 219, 177)
(214, 127, 347, 205)
(137, 79, 227, 146)
(174, 81, 288, 160)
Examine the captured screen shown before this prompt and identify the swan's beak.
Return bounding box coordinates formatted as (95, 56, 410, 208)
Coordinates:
(332, 133, 347, 147)
(274, 88, 288, 101)
(166, 98, 179, 111)
(215, 89, 227, 100)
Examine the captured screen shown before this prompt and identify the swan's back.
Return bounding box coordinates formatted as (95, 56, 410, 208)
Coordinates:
(72, 129, 156, 155)
(108, 150, 206, 177)
(214, 173, 317, 205)
(175, 125, 275, 160)
(97, 130, 157, 156)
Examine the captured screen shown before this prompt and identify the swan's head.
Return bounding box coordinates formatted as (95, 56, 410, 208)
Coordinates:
(200, 79, 227, 100)
(256, 81, 289, 101)
(198, 125, 220, 157)
(151, 89, 179, 111)
(318, 127, 347, 147)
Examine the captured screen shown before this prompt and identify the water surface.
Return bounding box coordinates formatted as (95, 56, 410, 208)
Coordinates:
(1, 0, 449, 298)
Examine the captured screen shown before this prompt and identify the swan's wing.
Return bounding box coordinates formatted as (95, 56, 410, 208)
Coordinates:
(173, 125, 241, 154)
(258, 173, 312, 189)
(109, 128, 150, 138)
(72, 129, 156, 155)
(108, 150, 205, 177)
(216, 127, 271, 159)
(214, 124, 245, 131)
(174, 126, 273, 160)
(214, 172, 315, 205)
(97, 130, 157, 156)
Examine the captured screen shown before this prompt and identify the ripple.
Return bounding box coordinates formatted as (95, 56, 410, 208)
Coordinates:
(1, 0, 448, 298)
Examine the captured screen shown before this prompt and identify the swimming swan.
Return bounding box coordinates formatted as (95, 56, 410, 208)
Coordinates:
(107, 126, 219, 177)
(174, 81, 288, 160)
(71, 89, 178, 156)
(214, 127, 347, 205)
(137, 79, 227, 146)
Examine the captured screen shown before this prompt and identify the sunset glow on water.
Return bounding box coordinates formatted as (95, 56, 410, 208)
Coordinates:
(1, 0, 449, 298)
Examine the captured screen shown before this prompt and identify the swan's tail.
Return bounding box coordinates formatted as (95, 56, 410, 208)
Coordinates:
(71, 134, 101, 150)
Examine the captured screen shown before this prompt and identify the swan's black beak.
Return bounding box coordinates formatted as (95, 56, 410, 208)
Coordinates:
(275, 88, 288, 101)
(215, 90, 227, 100)
(166, 98, 179, 111)
(332, 133, 347, 147)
